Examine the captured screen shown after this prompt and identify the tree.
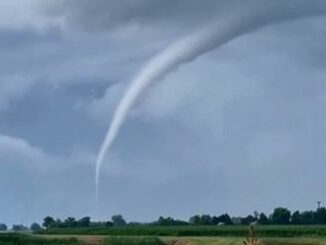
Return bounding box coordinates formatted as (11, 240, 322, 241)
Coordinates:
(315, 207, 326, 224)
(271, 207, 291, 224)
(291, 211, 302, 224)
(12, 225, 28, 231)
(156, 216, 188, 226)
(0, 223, 7, 231)
(111, 215, 126, 226)
(212, 214, 233, 225)
(157, 216, 170, 226)
(258, 213, 269, 225)
(30, 223, 42, 232)
(200, 215, 213, 225)
(43, 216, 56, 228)
(189, 215, 201, 225)
(300, 211, 315, 224)
(241, 215, 256, 225)
(105, 221, 114, 227)
(221, 214, 233, 225)
(157, 216, 173, 226)
(78, 217, 91, 227)
(64, 217, 78, 227)
(56, 219, 64, 228)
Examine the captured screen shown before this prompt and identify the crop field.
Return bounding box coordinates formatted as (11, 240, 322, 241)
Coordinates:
(0, 233, 83, 245)
(39, 225, 326, 237)
(4, 226, 326, 245)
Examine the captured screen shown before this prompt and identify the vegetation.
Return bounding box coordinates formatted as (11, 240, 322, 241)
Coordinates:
(38, 225, 326, 237)
(104, 237, 164, 245)
(30, 206, 326, 238)
(30, 223, 42, 232)
(3, 233, 326, 245)
(0, 233, 84, 245)
(43, 216, 91, 229)
(243, 226, 258, 245)
(189, 214, 233, 225)
(32, 206, 326, 232)
(111, 215, 126, 227)
(0, 206, 325, 244)
(0, 223, 7, 231)
(11, 225, 28, 232)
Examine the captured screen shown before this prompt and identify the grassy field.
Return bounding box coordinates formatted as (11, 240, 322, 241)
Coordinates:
(6, 226, 326, 245)
(0, 233, 84, 245)
(3, 233, 326, 245)
(40, 225, 326, 237)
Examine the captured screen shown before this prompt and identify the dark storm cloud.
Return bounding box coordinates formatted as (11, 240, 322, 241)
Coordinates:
(46, 0, 224, 30)
(47, 0, 326, 31)
(0, 26, 62, 49)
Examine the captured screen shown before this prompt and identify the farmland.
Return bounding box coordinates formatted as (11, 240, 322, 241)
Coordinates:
(2, 233, 326, 245)
(39, 225, 326, 237)
(0, 233, 83, 245)
(4, 225, 326, 245)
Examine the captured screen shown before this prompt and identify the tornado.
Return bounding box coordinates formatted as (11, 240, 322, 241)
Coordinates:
(95, 1, 326, 200)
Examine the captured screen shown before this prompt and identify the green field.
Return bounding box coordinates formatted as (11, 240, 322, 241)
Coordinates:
(2, 234, 326, 245)
(4, 226, 326, 245)
(0, 233, 84, 245)
(39, 225, 326, 237)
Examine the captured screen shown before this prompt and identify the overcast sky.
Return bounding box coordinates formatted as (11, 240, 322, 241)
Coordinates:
(1, 0, 326, 225)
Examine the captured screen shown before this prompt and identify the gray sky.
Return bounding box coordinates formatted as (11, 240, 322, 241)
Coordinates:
(1, 0, 326, 225)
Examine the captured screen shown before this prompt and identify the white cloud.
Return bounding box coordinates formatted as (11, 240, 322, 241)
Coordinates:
(0, 133, 96, 172)
(0, 0, 62, 30)
(0, 134, 50, 169)
(136, 54, 264, 120)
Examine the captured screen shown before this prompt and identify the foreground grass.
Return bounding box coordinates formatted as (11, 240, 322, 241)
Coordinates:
(90, 236, 326, 245)
(5, 232, 326, 245)
(163, 237, 326, 245)
(28, 235, 326, 245)
(104, 236, 164, 245)
(0, 233, 85, 245)
(260, 237, 326, 245)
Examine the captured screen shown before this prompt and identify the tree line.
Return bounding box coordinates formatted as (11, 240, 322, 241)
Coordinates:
(191, 207, 326, 225)
(36, 206, 326, 228)
(2, 206, 326, 231)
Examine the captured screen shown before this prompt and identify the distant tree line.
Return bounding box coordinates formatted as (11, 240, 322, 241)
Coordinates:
(42, 215, 127, 229)
(2, 206, 326, 231)
(0, 223, 7, 231)
(42, 216, 92, 228)
(230, 207, 326, 225)
(185, 207, 326, 226)
(39, 207, 326, 228)
(153, 207, 326, 226)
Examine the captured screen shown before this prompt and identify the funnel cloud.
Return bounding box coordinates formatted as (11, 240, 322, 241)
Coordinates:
(95, 1, 326, 198)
